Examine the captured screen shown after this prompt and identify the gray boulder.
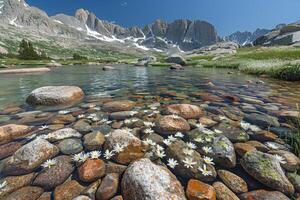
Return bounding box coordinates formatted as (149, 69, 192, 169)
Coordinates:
(166, 54, 187, 66)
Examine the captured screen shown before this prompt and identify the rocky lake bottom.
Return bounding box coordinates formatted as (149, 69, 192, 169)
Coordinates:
(0, 65, 300, 200)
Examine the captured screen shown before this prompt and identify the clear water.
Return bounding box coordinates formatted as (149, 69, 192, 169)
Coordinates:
(0, 65, 300, 110)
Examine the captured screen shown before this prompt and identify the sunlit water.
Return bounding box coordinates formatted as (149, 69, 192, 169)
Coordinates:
(0, 65, 300, 111)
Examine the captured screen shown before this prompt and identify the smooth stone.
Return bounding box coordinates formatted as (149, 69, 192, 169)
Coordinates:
(217, 170, 248, 194)
(212, 182, 239, 200)
(37, 192, 52, 200)
(239, 190, 290, 200)
(33, 155, 74, 190)
(58, 138, 83, 155)
(246, 141, 269, 152)
(155, 115, 190, 135)
(2, 138, 59, 175)
(244, 113, 280, 129)
(0, 124, 32, 145)
(73, 119, 92, 133)
(54, 180, 85, 200)
(166, 140, 216, 182)
(163, 104, 204, 119)
(105, 162, 127, 175)
(199, 117, 218, 127)
(121, 158, 186, 200)
(46, 128, 82, 142)
(234, 143, 256, 157)
(78, 159, 106, 182)
(109, 111, 137, 120)
(2, 186, 44, 200)
(80, 180, 101, 199)
(268, 150, 300, 172)
(0, 142, 23, 160)
(49, 114, 76, 124)
(102, 100, 136, 112)
(96, 173, 119, 200)
(0, 173, 35, 198)
(214, 122, 249, 142)
(104, 129, 146, 165)
(73, 195, 92, 200)
(165, 54, 187, 65)
(83, 131, 105, 151)
(26, 86, 84, 106)
(241, 151, 294, 195)
(251, 130, 278, 142)
(186, 179, 216, 200)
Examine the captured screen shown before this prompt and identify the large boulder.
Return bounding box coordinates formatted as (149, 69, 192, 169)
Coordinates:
(104, 129, 146, 165)
(121, 158, 186, 200)
(2, 138, 59, 175)
(155, 115, 190, 135)
(26, 86, 84, 106)
(241, 151, 294, 195)
(165, 54, 187, 66)
(0, 124, 32, 145)
(163, 104, 204, 119)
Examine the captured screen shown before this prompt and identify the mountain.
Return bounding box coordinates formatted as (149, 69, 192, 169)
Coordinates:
(0, 0, 219, 55)
(225, 28, 271, 45)
(254, 22, 300, 46)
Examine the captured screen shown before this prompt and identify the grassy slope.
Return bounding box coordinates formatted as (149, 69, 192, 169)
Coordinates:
(188, 47, 300, 81)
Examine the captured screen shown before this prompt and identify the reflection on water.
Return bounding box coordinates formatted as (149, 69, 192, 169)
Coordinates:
(0, 65, 300, 109)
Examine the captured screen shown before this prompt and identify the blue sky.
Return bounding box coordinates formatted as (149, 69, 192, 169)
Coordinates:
(26, 0, 300, 36)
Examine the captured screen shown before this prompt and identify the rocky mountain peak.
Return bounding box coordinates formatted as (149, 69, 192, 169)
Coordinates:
(75, 8, 89, 24)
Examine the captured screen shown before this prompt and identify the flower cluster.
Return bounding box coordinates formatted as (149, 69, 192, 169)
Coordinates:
(41, 159, 57, 169)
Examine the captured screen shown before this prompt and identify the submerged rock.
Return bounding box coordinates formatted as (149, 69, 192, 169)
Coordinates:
(26, 86, 84, 106)
(53, 180, 85, 200)
(78, 159, 106, 182)
(96, 173, 119, 200)
(102, 100, 136, 112)
(46, 128, 82, 142)
(163, 104, 204, 119)
(244, 113, 280, 128)
(121, 158, 186, 200)
(0, 124, 32, 145)
(155, 115, 191, 135)
(214, 122, 249, 142)
(241, 151, 294, 195)
(166, 54, 187, 66)
(2, 138, 59, 175)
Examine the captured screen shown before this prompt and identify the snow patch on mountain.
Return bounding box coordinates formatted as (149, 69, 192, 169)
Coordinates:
(133, 43, 149, 51)
(53, 20, 63, 25)
(85, 25, 125, 43)
(9, 18, 23, 28)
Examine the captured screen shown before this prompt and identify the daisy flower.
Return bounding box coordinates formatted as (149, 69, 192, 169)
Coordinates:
(203, 156, 215, 165)
(155, 149, 166, 158)
(171, 114, 181, 119)
(265, 142, 279, 150)
(144, 121, 155, 127)
(175, 132, 184, 138)
(104, 150, 115, 159)
(198, 164, 213, 176)
(202, 146, 213, 154)
(167, 158, 178, 169)
(183, 157, 197, 169)
(163, 139, 172, 146)
(113, 144, 126, 153)
(39, 125, 49, 131)
(194, 137, 204, 143)
(274, 154, 287, 164)
(89, 151, 102, 159)
(41, 159, 57, 169)
(183, 148, 194, 156)
(195, 123, 206, 131)
(167, 135, 177, 142)
(214, 129, 223, 134)
(143, 139, 156, 146)
(73, 152, 88, 163)
(77, 114, 85, 119)
(186, 142, 197, 149)
(156, 145, 164, 151)
(130, 111, 138, 116)
(144, 128, 154, 134)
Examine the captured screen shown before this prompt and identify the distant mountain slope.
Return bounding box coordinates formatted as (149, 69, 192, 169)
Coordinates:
(225, 29, 271, 45)
(254, 22, 300, 46)
(0, 0, 219, 53)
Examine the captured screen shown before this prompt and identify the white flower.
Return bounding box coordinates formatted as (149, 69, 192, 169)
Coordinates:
(143, 110, 149, 113)
(58, 110, 70, 115)
(0, 181, 7, 190)
(100, 119, 108, 123)
(249, 125, 261, 132)
(130, 111, 138, 116)
(73, 152, 89, 163)
(203, 129, 214, 135)
(144, 128, 154, 134)
(150, 106, 158, 110)
(77, 114, 85, 119)
(205, 137, 213, 142)
(153, 110, 160, 114)
(167, 158, 178, 169)
(274, 154, 287, 164)
(203, 156, 215, 165)
(186, 142, 197, 149)
(175, 132, 184, 138)
(202, 146, 213, 154)
(124, 119, 131, 124)
(87, 113, 97, 119)
(171, 114, 181, 119)
(195, 123, 206, 131)
(39, 125, 49, 130)
(265, 142, 279, 150)
(41, 159, 57, 169)
(94, 107, 101, 111)
(155, 149, 166, 158)
(198, 164, 213, 176)
(143, 139, 156, 146)
(144, 121, 155, 127)
(183, 148, 194, 156)
(182, 157, 197, 169)
(156, 145, 164, 151)
(92, 117, 100, 122)
(89, 151, 101, 159)
(113, 144, 126, 153)
(167, 135, 177, 142)
(163, 139, 172, 146)
(104, 150, 115, 160)
(214, 129, 223, 134)
(194, 137, 204, 143)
